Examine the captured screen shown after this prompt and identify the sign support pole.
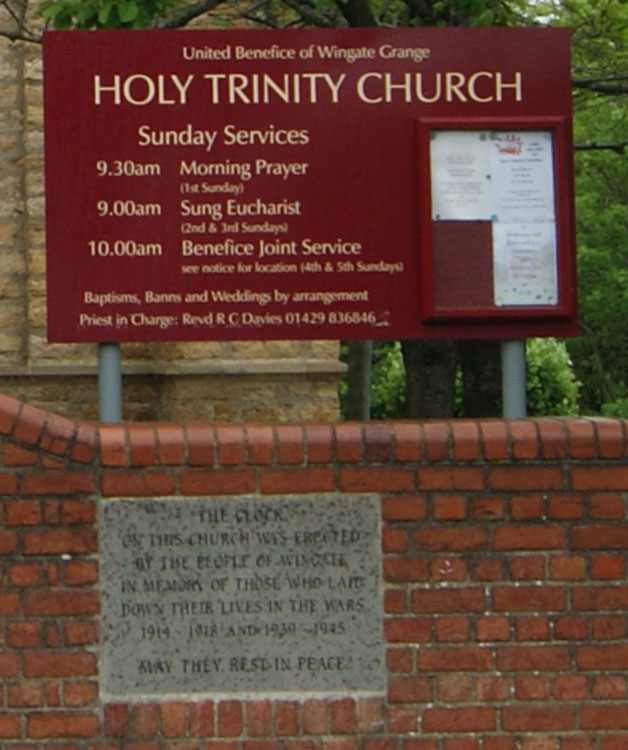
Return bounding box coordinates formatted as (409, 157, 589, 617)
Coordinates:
(98, 343, 122, 422)
(501, 339, 527, 418)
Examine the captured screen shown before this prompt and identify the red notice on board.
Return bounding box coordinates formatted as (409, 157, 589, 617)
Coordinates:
(42, 27, 576, 343)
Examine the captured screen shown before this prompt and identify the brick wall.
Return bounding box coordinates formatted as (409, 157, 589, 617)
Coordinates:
(1, 391, 627, 750)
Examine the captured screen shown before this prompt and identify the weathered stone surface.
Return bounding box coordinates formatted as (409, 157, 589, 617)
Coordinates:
(99, 494, 384, 698)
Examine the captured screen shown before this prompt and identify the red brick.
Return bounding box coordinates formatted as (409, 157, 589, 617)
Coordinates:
(477, 676, 510, 701)
(0, 651, 19, 679)
(217, 701, 242, 737)
(21, 471, 93, 495)
(388, 677, 430, 703)
(577, 645, 628, 670)
(259, 468, 334, 494)
(8, 681, 43, 707)
(433, 494, 467, 520)
(509, 556, 545, 580)
(571, 465, 628, 490)
(0, 591, 20, 615)
(0, 529, 18, 555)
(553, 615, 587, 640)
(13, 402, 47, 444)
(436, 675, 473, 702)
(418, 467, 483, 491)
(5, 499, 41, 525)
(549, 555, 585, 580)
(483, 740, 517, 750)
(515, 615, 550, 641)
(189, 701, 214, 736)
(7, 621, 42, 648)
(413, 527, 487, 552)
(391, 422, 423, 462)
(580, 705, 628, 729)
(8, 561, 42, 587)
(470, 558, 504, 580)
(0, 472, 18, 494)
(64, 559, 98, 585)
(0, 393, 21, 435)
(435, 616, 469, 642)
(60, 499, 96, 525)
(275, 701, 299, 736)
(412, 587, 485, 613)
(381, 495, 426, 521)
(571, 525, 628, 549)
(70, 423, 97, 463)
(403, 740, 438, 750)
(244, 425, 274, 465)
(476, 616, 510, 642)
(472, 496, 504, 520)
(572, 585, 628, 610)
(431, 557, 468, 582)
(592, 615, 626, 639)
(383, 557, 429, 583)
(363, 423, 392, 462)
(589, 493, 625, 519)
(186, 424, 215, 466)
(489, 467, 562, 491)
(386, 647, 412, 672)
(515, 675, 550, 700)
(161, 702, 187, 737)
(553, 675, 587, 700)
(384, 589, 407, 614)
(510, 494, 544, 520)
(304, 424, 333, 463)
(64, 680, 98, 706)
(23, 528, 97, 555)
(27, 711, 100, 737)
(23, 590, 98, 616)
(328, 698, 355, 734)
(302, 699, 328, 734)
(105, 704, 129, 738)
(384, 618, 431, 643)
(593, 418, 625, 459)
(387, 706, 417, 733)
(334, 423, 363, 463)
(493, 525, 564, 550)
(418, 647, 492, 671)
(132, 703, 159, 737)
(246, 700, 272, 737)
(547, 494, 584, 520)
(592, 676, 626, 699)
(274, 424, 305, 464)
(64, 621, 99, 645)
(338, 468, 414, 492)
(566, 419, 596, 459)
(561, 739, 595, 750)
(451, 421, 480, 461)
(128, 424, 156, 466)
(154, 424, 185, 465)
(180, 469, 255, 495)
(23, 651, 97, 677)
(591, 554, 625, 580)
(479, 421, 509, 460)
(421, 706, 495, 732)
(382, 528, 408, 553)
(0, 713, 21, 738)
(497, 646, 570, 671)
(101, 470, 176, 496)
(493, 586, 565, 612)
(356, 698, 384, 732)
(501, 705, 574, 731)
(423, 422, 450, 461)
(536, 418, 566, 460)
(509, 421, 539, 460)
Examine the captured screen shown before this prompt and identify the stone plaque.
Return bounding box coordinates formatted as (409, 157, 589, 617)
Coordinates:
(99, 495, 384, 698)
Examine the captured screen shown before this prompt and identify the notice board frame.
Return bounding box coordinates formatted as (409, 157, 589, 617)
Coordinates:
(416, 116, 576, 326)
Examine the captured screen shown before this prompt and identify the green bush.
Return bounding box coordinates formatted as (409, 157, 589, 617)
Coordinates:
(526, 338, 580, 416)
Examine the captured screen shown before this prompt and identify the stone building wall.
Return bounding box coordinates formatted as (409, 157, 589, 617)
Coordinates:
(0, 25, 343, 421)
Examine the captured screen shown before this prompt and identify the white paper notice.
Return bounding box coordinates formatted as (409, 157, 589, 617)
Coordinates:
(430, 131, 492, 220)
(492, 222, 557, 306)
(490, 131, 555, 223)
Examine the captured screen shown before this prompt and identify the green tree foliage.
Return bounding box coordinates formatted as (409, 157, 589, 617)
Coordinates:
(526, 338, 580, 416)
(39, 0, 178, 28)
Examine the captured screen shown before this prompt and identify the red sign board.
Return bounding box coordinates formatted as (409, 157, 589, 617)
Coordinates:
(42, 28, 576, 342)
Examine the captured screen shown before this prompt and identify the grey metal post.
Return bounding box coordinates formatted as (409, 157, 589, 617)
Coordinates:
(98, 343, 122, 422)
(501, 339, 527, 418)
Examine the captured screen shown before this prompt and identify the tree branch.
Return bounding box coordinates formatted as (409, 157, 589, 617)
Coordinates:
(157, 0, 227, 28)
(575, 140, 628, 155)
(572, 78, 628, 95)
